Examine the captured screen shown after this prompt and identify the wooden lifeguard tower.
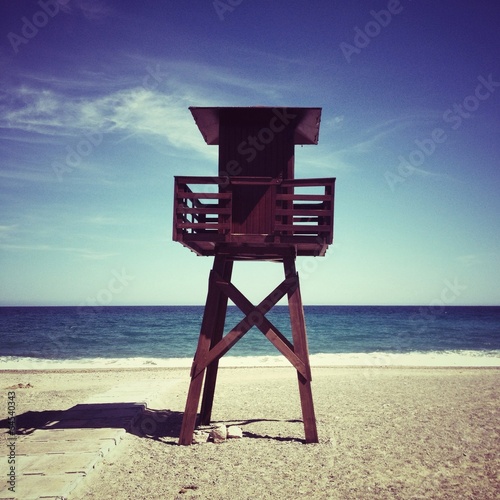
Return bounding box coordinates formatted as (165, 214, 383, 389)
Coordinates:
(173, 106, 335, 445)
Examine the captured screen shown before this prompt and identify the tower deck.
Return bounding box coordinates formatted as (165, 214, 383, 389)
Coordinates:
(173, 175, 335, 259)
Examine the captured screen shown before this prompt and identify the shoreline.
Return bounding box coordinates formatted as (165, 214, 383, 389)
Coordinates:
(2, 349, 500, 371)
(2, 364, 500, 374)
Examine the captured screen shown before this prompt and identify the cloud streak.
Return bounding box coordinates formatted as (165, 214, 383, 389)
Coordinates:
(0, 242, 118, 260)
(1, 85, 210, 157)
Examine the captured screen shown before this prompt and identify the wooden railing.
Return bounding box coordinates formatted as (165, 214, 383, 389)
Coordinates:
(173, 177, 231, 239)
(173, 176, 335, 253)
(275, 178, 334, 243)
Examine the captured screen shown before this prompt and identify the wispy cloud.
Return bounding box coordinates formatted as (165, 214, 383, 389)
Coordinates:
(456, 253, 498, 267)
(61, 0, 113, 21)
(2, 52, 306, 167)
(0, 242, 117, 260)
(229, 46, 313, 67)
(84, 216, 119, 226)
(335, 112, 443, 156)
(0, 155, 118, 185)
(125, 56, 294, 102)
(322, 115, 344, 130)
(0, 225, 17, 240)
(335, 117, 414, 156)
(1, 86, 86, 138)
(0, 163, 59, 183)
(297, 149, 356, 174)
(1, 85, 209, 156)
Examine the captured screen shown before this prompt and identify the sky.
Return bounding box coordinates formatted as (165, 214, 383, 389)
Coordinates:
(0, 0, 499, 307)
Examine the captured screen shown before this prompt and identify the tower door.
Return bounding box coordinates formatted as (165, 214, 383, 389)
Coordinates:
(231, 185, 274, 235)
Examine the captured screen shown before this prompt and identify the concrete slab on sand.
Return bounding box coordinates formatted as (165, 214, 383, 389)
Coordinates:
(18, 452, 101, 476)
(16, 432, 120, 456)
(1, 419, 132, 500)
(1, 473, 85, 500)
(1, 380, 180, 500)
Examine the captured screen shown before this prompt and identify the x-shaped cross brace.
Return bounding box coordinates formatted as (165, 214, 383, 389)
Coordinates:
(191, 271, 307, 380)
(178, 253, 318, 445)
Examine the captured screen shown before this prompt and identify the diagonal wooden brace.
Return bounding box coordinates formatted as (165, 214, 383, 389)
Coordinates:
(179, 252, 318, 445)
(192, 273, 300, 378)
(205, 272, 308, 378)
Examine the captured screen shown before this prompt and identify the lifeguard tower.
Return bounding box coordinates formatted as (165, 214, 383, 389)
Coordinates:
(173, 106, 335, 445)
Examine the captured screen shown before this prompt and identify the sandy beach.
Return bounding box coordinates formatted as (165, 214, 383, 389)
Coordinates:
(1, 366, 499, 499)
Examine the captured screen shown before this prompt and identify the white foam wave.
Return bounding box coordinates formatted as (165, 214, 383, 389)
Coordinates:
(1, 350, 499, 370)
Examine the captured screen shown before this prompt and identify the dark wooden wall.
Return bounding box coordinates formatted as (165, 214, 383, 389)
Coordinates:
(218, 108, 295, 234)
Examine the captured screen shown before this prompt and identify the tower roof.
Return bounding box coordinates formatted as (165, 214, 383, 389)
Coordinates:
(189, 106, 322, 146)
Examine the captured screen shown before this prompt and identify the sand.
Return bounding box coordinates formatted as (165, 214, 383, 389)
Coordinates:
(1, 366, 499, 499)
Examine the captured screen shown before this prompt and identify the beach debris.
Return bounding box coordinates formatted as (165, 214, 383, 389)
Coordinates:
(179, 484, 199, 494)
(209, 424, 227, 443)
(7, 383, 33, 389)
(193, 423, 244, 444)
(192, 430, 210, 445)
(227, 425, 243, 439)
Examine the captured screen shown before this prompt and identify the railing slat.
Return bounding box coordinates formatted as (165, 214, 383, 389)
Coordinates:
(275, 209, 331, 216)
(274, 224, 332, 233)
(276, 194, 331, 201)
(177, 223, 230, 230)
(177, 207, 231, 215)
(280, 178, 335, 187)
(177, 192, 231, 200)
(174, 176, 228, 184)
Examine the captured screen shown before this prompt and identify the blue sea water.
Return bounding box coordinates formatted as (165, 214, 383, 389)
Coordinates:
(1, 306, 499, 369)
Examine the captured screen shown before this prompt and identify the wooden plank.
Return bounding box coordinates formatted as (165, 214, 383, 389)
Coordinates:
(177, 223, 230, 230)
(199, 258, 233, 425)
(276, 194, 331, 201)
(175, 175, 227, 184)
(182, 233, 227, 241)
(177, 207, 231, 215)
(274, 224, 332, 233)
(231, 184, 273, 234)
(216, 245, 295, 259)
(228, 234, 275, 243)
(172, 179, 181, 242)
(280, 177, 336, 187)
(228, 176, 276, 185)
(275, 209, 331, 216)
(291, 217, 320, 223)
(213, 276, 307, 378)
(292, 203, 330, 210)
(193, 319, 252, 378)
(178, 258, 228, 445)
(192, 274, 296, 378)
(177, 192, 231, 200)
(284, 256, 318, 443)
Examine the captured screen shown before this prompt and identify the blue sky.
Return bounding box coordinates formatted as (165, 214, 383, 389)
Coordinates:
(0, 0, 499, 306)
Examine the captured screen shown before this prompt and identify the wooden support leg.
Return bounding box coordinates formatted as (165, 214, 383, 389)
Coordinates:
(284, 256, 319, 443)
(178, 255, 229, 445)
(199, 259, 233, 425)
(179, 252, 318, 445)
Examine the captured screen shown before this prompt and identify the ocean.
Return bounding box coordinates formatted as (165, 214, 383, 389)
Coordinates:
(1, 306, 499, 369)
